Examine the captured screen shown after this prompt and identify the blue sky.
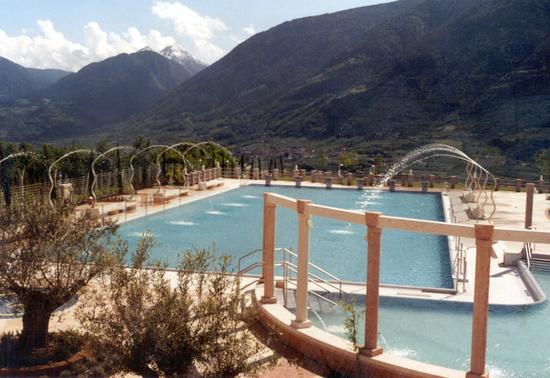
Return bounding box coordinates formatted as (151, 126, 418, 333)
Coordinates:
(0, 0, 391, 70)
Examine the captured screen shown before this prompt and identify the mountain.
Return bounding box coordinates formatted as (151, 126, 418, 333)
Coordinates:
(121, 0, 550, 163)
(0, 57, 70, 100)
(159, 45, 206, 75)
(26, 68, 71, 91)
(0, 50, 195, 140)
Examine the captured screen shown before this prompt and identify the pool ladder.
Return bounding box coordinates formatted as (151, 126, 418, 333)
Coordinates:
(237, 247, 348, 309)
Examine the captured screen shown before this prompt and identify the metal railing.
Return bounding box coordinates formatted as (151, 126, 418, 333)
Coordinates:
(236, 247, 348, 308)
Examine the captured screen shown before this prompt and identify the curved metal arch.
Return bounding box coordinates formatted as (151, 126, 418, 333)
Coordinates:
(0, 151, 38, 166)
(155, 142, 197, 190)
(91, 146, 134, 203)
(48, 149, 95, 207)
(399, 152, 497, 220)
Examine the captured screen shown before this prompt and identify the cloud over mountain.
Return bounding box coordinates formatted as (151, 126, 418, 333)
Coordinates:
(0, 19, 175, 71)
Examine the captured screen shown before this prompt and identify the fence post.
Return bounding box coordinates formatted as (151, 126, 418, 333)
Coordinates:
(361, 211, 384, 357)
(525, 183, 534, 229)
(291, 199, 312, 329)
(467, 223, 494, 378)
(261, 193, 277, 304)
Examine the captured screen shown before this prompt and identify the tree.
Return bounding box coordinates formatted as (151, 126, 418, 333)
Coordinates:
(0, 200, 121, 350)
(79, 237, 265, 377)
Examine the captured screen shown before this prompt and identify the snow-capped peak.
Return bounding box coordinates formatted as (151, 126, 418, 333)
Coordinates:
(138, 46, 153, 52)
(159, 44, 206, 67)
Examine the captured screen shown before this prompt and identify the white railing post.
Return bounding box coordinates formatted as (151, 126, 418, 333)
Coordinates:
(467, 223, 494, 378)
(291, 199, 312, 329)
(262, 193, 277, 304)
(361, 211, 384, 357)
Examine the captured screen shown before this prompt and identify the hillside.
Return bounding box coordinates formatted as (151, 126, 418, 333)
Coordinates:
(0, 51, 195, 140)
(0, 57, 69, 100)
(122, 0, 550, 163)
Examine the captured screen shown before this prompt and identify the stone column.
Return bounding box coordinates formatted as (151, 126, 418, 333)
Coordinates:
(538, 179, 544, 193)
(525, 183, 535, 229)
(450, 176, 458, 189)
(357, 178, 364, 190)
(265, 175, 272, 186)
(422, 181, 429, 193)
(261, 194, 277, 304)
(515, 178, 522, 192)
(494, 178, 500, 191)
(400, 173, 407, 187)
(273, 168, 279, 180)
(428, 174, 435, 188)
(467, 223, 494, 378)
(233, 167, 241, 179)
(388, 179, 396, 192)
(325, 176, 332, 189)
(295, 176, 302, 188)
(367, 174, 375, 186)
(291, 200, 312, 329)
(407, 173, 414, 187)
(253, 168, 260, 180)
(361, 212, 384, 357)
(300, 169, 307, 180)
(346, 172, 353, 186)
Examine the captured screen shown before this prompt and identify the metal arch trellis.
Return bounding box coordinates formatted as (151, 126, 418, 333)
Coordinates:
(91, 145, 135, 203)
(154, 142, 200, 190)
(128, 144, 188, 198)
(48, 149, 95, 207)
(0, 151, 39, 202)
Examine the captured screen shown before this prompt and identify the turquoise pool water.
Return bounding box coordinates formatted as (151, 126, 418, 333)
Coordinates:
(118, 185, 453, 288)
(310, 271, 550, 377)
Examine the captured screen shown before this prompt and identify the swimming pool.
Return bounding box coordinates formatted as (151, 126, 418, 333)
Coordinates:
(118, 185, 453, 288)
(310, 271, 550, 377)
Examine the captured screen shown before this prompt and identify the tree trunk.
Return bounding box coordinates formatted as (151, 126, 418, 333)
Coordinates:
(20, 294, 57, 350)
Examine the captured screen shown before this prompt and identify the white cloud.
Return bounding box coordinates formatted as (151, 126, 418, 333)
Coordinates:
(152, 1, 227, 63)
(243, 24, 256, 36)
(0, 19, 176, 71)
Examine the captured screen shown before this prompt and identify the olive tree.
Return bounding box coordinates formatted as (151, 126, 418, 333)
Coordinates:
(0, 200, 120, 350)
(79, 236, 265, 377)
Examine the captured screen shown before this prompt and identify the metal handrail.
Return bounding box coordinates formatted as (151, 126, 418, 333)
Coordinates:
(524, 242, 533, 270)
(236, 247, 347, 308)
(277, 248, 342, 283)
(285, 279, 338, 307)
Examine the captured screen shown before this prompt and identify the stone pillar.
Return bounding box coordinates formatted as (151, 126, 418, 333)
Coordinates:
(300, 169, 307, 180)
(428, 174, 435, 188)
(388, 179, 396, 192)
(253, 168, 260, 180)
(361, 212, 384, 357)
(407, 173, 414, 187)
(357, 178, 364, 190)
(400, 173, 407, 187)
(291, 200, 312, 329)
(450, 176, 458, 189)
(538, 179, 544, 193)
(367, 174, 375, 186)
(346, 172, 353, 186)
(293, 169, 300, 179)
(467, 224, 494, 378)
(525, 183, 535, 229)
(265, 175, 272, 186)
(422, 181, 429, 193)
(494, 178, 500, 191)
(273, 168, 279, 180)
(234, 167, 241, 179)
(261, 194, 277, 304)
(325, 176, 332, 189)
(515, 178, 522, 192)
(295, 176, 302, 188)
